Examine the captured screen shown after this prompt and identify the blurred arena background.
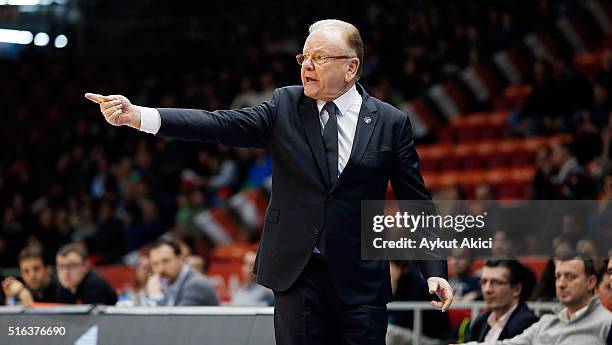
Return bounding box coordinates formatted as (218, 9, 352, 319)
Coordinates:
(0, 0, 612, 344)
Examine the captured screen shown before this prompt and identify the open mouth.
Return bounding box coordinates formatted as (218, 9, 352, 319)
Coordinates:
(305, 77, 317, 83)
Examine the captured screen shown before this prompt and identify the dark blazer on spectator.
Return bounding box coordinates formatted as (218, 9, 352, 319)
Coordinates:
(468, 301, 539, 342)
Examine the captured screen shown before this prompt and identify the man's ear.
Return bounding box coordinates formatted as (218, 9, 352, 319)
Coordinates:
(587, 274, 598, 291)
(513, 283, 523, 299)
(346, 58, 360, 82)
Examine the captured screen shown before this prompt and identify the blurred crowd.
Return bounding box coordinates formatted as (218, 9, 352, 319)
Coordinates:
(0, 0, 595, 268)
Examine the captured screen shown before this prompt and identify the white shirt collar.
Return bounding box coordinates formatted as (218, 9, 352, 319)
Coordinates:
(487, 302, 519, 328)
(316, 84, 360, 116)
(560, 297, 593, 322)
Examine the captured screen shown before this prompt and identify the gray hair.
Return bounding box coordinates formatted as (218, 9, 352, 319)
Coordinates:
(309, 19, 364, 79)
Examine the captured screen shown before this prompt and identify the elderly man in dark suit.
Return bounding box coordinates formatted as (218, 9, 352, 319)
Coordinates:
(86, 19, 452, 345)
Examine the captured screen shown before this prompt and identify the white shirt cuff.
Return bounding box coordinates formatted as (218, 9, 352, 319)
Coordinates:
(139, 106, 161, 134)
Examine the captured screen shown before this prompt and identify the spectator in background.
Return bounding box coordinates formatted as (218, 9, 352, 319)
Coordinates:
(55, 243, 117, 305)
(448, 248, 480, 301)
(459, 256, 612, 345)
(241, 150, 272, 189)
(186, 255, 206, 276)
(230, 77, 260, 109)
(0, 206, 26, 267)
(549, 142, 597, 200)
(466, 259, 538, 342)
(531, 145, 557, 200)
(588, 177, 612, 253)
(491, 230, 517, 257)
(85, 198, 124, 264)
(554, 234, 578, 259)
(146, 239, 218, 306)
(123, 253, 152, 306)
(598, 260, 612, 311)
(584, 84, 611, 130)
(577, 239, 605, 273)
(1, 246, 60, 306)
(230, 250, 273, 306)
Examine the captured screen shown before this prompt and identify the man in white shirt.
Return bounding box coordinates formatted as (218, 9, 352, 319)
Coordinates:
(467, 259, 538, 342)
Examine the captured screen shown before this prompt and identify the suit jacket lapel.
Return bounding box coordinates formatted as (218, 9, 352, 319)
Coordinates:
(331, 85, 377, 193)
(172, 267, 191, 306)
(299, 96, 331, 189)
(478, 314, 492, 342)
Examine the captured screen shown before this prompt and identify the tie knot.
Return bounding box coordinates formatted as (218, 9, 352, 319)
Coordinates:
(324, 102, 337, 117)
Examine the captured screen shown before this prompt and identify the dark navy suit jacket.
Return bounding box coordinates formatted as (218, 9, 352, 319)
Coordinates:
(156, 84, 447, 305)
(468, 301, 539, 342)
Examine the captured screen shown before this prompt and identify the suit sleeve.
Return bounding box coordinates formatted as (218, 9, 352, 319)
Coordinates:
(177, 279, 220, 306)
(156, 88, 279, 148)
(390, 113, 448, 279)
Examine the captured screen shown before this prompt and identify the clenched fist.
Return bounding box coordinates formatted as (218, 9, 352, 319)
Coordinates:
(2, 276, 25, 297)
(84, 93, 142, 129)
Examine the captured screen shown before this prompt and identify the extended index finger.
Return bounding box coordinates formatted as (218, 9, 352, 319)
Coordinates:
(84, 93, 113, 104)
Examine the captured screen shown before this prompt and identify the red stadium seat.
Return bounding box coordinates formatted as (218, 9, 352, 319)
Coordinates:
(95, 265, 136, 292)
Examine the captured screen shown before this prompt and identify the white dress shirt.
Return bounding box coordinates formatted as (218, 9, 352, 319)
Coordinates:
(139, 84, 363, 176)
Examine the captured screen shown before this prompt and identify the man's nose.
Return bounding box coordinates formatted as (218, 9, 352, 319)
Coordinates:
(302, 59, 315, 70)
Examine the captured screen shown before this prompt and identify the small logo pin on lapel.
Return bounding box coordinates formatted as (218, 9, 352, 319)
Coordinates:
(364, 117, 372, 124)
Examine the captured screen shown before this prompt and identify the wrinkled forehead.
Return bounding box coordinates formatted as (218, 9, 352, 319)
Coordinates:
(303, 28, 349, 54)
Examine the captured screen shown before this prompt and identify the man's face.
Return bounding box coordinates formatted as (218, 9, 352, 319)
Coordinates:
(56, 252, 88, 292)
(598, 272, 612, 311)
(241, 252, 256, 283)
(19, 257, 49, 291)
(491, 231, 514, 256)
(301, 29, 358, 101)
(149, 245, 184, 284)
(555, 260, 596, 309)
(449, 248, 471, 276)
(481, 266, 520, 312)
(550, 143, 569, 168)
(134, 255, 152, 286)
